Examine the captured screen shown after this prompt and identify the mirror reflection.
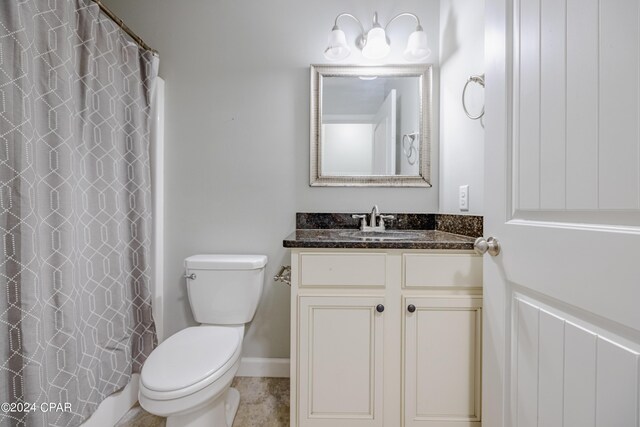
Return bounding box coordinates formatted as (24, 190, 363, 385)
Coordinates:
(322, 76, 421, 177)
(310, 65, 431, 187)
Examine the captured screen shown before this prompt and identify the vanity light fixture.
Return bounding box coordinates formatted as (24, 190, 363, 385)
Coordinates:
(323, 11, 430, 62)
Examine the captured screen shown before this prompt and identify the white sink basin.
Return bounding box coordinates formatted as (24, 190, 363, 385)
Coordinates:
(338, 230, 423, 241)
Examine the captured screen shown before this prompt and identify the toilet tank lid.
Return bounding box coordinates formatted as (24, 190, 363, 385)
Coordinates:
(185, 254, 268, 270)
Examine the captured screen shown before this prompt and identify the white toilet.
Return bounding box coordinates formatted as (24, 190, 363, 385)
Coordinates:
(139, 254, 268, 427)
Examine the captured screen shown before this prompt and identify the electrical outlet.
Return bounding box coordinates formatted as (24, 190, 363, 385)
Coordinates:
(459, 185, 469, 211)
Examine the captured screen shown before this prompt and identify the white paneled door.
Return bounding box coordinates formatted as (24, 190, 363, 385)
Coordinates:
(484, 0, 640, 426)
(373, 89, 397, 175)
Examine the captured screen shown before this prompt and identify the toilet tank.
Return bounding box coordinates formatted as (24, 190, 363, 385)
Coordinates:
(184, 254, 268, 325)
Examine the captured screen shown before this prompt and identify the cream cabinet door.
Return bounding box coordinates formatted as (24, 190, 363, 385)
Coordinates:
(403, 296, 482, 427)
(298, 296, 385, 427)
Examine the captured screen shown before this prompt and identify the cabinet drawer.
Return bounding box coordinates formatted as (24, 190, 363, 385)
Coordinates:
(403, 253, 482, 288)
(299, 252, 386, 287)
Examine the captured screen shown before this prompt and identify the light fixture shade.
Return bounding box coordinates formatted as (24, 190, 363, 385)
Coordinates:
(324, 28, 350, 60)
(403, 28, 430, 61)
(362, 26, 390, 59)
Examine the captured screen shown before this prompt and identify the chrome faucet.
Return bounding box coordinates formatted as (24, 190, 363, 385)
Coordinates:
(352, 205, 395, 232)
(370, 205, 380, 227)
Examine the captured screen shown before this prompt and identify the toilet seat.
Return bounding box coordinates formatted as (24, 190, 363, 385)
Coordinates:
(140, 325, 243, 401)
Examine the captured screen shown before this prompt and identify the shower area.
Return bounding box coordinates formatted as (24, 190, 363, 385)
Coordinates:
(0, 1, 164, 426)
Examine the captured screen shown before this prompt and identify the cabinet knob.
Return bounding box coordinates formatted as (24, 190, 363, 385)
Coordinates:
(376, 304, 385, 313)
(407, 304, 416, 313)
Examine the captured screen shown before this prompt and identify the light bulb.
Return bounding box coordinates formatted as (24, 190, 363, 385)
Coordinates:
(403, 27, 430, 61)
(324, 27, 350, 61)
(362, 26, 390, 59)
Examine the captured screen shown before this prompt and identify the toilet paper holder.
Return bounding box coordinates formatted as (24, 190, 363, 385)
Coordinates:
(274, 265, 292, 286)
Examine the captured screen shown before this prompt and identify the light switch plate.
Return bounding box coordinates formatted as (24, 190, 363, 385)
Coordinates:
(459, 185, 469, 211)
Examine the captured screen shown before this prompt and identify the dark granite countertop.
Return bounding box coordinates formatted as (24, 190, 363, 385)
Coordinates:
(283, 213, 482, 250)
(283, 229, 476, 250)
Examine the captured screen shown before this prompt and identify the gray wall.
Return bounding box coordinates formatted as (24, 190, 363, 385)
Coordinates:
(103, 0, 440, 359)
(439, 0, 485, 214)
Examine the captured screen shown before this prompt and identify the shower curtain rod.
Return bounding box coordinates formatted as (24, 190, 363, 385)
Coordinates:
(92, 0, 158, 55)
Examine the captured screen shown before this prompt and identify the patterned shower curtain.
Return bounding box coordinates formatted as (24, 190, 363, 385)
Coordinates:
(0, 1, 157, 426)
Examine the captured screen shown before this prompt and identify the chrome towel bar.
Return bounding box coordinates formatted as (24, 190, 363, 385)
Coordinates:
(274, 265, 292, 286)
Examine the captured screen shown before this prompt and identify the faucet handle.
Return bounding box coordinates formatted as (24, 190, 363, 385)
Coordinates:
(352, 214, 367, 230)
(378, 214, 395, 230)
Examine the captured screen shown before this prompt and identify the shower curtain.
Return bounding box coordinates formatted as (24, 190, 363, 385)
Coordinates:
(0, 1, 157, 426)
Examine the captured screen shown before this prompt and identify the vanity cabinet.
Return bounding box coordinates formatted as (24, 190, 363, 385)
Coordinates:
(298, 296, 385, 427)
(403, 296, 482, 427)
(290, 249, 482, 427)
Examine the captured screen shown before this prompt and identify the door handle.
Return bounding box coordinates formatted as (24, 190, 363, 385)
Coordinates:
(474, 237, 501, 256)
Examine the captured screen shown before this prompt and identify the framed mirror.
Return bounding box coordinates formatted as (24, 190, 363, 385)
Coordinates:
(310, 64, 432, 187)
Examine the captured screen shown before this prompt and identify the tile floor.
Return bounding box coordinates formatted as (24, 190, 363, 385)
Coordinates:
(115, 377, 290, 427)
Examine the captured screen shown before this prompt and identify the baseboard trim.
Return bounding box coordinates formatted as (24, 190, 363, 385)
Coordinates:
(237, 357, 290, 378)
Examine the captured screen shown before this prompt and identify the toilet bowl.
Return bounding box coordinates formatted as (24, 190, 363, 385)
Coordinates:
(139, 325, 243, 426)
(139, 254, 267, 427)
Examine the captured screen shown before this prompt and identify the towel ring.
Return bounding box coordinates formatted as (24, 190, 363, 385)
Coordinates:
(462, 74, 485, 120)
(402, 133, 419, 165)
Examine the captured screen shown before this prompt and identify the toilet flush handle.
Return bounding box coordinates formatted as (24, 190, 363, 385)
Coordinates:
(184, 273, 197, 280)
